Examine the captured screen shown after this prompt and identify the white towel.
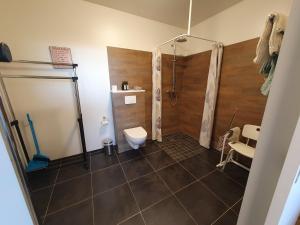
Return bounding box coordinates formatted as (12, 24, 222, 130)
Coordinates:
(254, 12, 287, 65)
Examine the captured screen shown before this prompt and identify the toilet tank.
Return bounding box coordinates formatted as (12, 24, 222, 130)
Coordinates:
(111, 90, 146, 153)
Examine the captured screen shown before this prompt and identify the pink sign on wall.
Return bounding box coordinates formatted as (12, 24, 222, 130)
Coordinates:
(49, 46, 73, 69)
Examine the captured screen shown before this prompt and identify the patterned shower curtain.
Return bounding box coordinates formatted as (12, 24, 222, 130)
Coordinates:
(152, 49, 162, 142)
(199, 43, 223, 148)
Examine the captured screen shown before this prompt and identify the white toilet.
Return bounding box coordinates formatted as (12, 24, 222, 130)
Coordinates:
(124, 126, 147, 149)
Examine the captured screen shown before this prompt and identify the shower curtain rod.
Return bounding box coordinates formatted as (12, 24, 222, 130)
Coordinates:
(158, 33, 218, 48)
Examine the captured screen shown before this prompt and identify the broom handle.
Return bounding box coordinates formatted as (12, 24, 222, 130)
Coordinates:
(26, 113, 41, 154)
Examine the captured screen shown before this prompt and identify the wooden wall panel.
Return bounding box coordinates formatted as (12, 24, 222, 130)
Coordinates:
(179, 38, 267, 149)
(212, 38, 267, 148)
(107, 38, 267, 149)
(111, 92, 146, 153)
(178, 51, 211, 138)
(161, 54, 184, 135)
(107, 47, 152, 139)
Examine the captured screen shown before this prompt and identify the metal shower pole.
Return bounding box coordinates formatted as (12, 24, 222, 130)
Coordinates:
(157, 0, 219, 49)
(187, 0, 193, 35)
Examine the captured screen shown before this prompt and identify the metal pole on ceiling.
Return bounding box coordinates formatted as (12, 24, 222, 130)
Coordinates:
(187, 0, 193, 35)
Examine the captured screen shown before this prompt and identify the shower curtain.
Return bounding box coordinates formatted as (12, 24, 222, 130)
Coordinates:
(199, 43, 223, 148)
(152, 49, 162, 142)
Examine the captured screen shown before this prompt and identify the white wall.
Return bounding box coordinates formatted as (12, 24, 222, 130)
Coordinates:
(237, 0, 300, 223)
(0, 0, 184, 160)
(0, 129, 35, 225)
(266, 117, 300, 225)
(178, 0, 293, 55)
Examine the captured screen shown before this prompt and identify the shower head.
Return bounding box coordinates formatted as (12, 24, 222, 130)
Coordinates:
(175, 36, 188, 43)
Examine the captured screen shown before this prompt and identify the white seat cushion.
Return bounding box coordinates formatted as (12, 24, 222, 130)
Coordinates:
(228, 141, 255, 158)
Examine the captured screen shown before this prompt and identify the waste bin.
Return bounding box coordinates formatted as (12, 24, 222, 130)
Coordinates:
(103, 138, 113, 156)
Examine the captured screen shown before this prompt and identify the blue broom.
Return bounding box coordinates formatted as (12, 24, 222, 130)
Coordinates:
(26, 113, 49, 172)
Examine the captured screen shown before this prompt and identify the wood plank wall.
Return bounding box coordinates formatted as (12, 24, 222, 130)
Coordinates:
(107, 38, 267, 148)
(111, 92, 146, 152)
(179, 51, 211, 138)
(179, 38, 267, 148)
(161, 54, 185, 135)
(107, 47, 152, 138)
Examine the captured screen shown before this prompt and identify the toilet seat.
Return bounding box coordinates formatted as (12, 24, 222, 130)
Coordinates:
(124, 127, 147, 139)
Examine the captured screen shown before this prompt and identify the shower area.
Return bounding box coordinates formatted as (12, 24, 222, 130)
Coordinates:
(155, 35, 218, 161)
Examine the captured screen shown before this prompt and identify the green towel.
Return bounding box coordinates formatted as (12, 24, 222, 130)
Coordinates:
(260, 54, 278, 96)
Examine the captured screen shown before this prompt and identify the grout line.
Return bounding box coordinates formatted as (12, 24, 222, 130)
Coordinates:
(42, 160, 61, 224)
(142, 156, 198, 225)
(140, 194, 172, 213)
(218, 167, 247, 188)
(210, 207, 233, 225)
(119, 155, 144, 164)
(93, 181, 128, 198)
(54, 171, 91, 186)
(45, 180, 128, 219)
(45, 196, 93, 217)
(199, 180, 231, 208)
(228, 197, 243, 216)
(31, 184, 54, 193)
(116, 152, 147, 225)
(116, 212, 142, 225)
(126, 170, 154, 183)
(140, 149, 162, 157)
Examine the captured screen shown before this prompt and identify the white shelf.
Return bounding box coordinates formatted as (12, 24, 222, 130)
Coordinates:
(111, 89, 145, 93)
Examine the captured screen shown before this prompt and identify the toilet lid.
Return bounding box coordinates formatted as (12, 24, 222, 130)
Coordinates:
(124, 127, 147, 138)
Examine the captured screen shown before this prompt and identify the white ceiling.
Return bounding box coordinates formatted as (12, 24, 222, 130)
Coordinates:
(85, 0, 242, 28)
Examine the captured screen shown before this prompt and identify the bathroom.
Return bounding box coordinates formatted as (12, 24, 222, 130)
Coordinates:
(0, 0, 300, 225)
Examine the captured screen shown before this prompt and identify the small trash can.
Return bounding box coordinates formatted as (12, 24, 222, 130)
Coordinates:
(103, 138, 113, 156)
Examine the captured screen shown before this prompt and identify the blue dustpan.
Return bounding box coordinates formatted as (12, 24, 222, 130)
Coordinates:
(26, 113, 50, 172)
(26, 113, 50, 162)
(26, 160, 48, 172)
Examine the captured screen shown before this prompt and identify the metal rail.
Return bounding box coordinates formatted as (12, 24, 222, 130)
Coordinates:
(10, 60, 78, 68)
(0, 75, 75, 80)
(0, 65, 89, 169)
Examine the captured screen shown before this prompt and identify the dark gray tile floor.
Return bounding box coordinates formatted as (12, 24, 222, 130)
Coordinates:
(28, 133, 249, 225)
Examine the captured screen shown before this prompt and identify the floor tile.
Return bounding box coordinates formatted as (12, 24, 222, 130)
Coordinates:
(31, 187, 52, 217)
(91, 152, 118, 172)
(212, 210, 238, 225)
(130, 173, 171, 210)
(27, 168, 59, 191)
(56, 162, 90, 183)
(119, 214, 145, 225)
(232, 199, 242, 215)
(201, 170, 244, 206)
(94, 184, 138, 225)
(142, 196, 196, 225)
(48, 174, 91, 213)
(197, 149, 221, 166)
(48, 159, 61, 169)
(223, 163, 249, 186)
(157, 164, 195, 192)
(44, 200, 93, 225)
(122, 157, 153, 181)
(146, 151, 175, 170)
(180, 155, 215, 179)
(92, 165, 126, 194)
(61, 154, 88, 166)
(118, 149, 142, 162)
(140, 142, 161, 155)
(176, 181, 227, 225)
